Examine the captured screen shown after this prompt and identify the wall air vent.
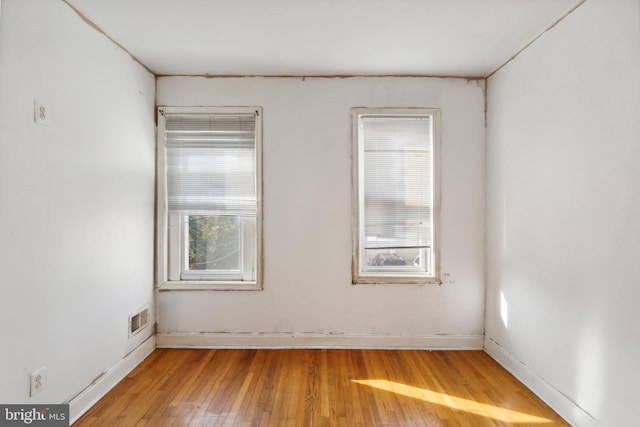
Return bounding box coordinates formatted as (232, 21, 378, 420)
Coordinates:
(129, 307, 149, 337)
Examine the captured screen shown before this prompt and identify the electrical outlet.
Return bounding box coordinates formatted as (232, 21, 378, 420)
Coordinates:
(34, 100, 49, 126)
(30, 366, 46, 396)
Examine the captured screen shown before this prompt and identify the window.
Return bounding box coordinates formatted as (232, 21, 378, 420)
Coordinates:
(352, 108, 440, 284)
(157, 107, 262, 290)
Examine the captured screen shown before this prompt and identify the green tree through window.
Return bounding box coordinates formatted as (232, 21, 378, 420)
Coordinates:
(188, 215, 241, 271)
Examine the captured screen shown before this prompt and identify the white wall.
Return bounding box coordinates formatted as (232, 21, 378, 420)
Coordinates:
(157, 76, 486, 348)
(0, 0, 155, 418)
(485, 0, 640, 425)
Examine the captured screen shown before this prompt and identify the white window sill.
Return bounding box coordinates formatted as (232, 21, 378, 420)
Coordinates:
(158, 280, 262, 291)
(352, 275, 442, 285)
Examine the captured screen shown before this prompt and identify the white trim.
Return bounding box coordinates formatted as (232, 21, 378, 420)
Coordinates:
(483, 336, 598, 427)
(158, 280, 260, 291)
(156, 332, 483, 350)
(156, 106, 264, 291)
(67, 335, 156, 425)
(351, 107, 441, 285)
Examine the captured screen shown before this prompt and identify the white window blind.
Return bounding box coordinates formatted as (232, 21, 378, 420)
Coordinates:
(361, 115, 433, 250)
(165, 113, 257, 216)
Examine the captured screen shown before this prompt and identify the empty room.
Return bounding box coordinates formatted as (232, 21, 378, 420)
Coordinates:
(0, 0, 638, 426)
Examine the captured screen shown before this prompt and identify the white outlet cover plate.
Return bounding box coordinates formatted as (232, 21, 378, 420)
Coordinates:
(30, 366, 47, 396)
(34, 100, 49, 126)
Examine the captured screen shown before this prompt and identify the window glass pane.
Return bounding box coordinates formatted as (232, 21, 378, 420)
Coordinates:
(362, 115, 432, 250)
(187, 215, 241, 272)
(365, 248, 424, 269)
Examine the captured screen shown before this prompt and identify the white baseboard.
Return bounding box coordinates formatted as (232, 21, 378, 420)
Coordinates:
(156, 332, 483, 350)
(67, 335, 156, 425)
(484, 336, 598, 427)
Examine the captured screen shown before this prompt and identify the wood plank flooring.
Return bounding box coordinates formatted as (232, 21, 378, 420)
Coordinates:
(74, 349, 568, 426)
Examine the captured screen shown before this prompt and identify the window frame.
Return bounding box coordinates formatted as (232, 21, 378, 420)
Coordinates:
(351, 107, 441, 285)
(156, 106, 263, 291)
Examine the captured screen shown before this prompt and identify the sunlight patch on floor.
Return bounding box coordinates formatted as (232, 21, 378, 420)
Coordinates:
(353, 379, 553, 424)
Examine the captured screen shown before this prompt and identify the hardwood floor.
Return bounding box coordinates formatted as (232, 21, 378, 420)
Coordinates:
(74, 349, 568, 426)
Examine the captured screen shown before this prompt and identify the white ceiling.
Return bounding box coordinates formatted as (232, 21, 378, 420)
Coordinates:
(64, 0, 582, 77)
